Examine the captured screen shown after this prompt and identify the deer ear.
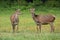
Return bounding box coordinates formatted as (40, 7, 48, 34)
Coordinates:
(30, 8, 35, 11)
(33, 8, 35, 11)
(17, 9, 20, 11)
(16, 9, 21, 12)
(30, 8, 32, 11)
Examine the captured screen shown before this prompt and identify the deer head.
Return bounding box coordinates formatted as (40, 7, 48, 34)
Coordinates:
(30, 8, 35, 14)
(15, 9, 21, 15)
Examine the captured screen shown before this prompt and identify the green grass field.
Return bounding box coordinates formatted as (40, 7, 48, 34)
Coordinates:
(0, 7, 60, 40)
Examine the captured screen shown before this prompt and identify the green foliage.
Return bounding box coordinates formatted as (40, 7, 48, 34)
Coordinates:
(0, 0, 60, 9)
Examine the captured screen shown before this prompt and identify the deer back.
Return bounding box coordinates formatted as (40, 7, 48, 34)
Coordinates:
(37, 14, 55, 23)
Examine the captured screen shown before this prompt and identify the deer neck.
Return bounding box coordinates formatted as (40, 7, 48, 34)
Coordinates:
(31, 13, 36, 18)
(14, 13, 18, 18)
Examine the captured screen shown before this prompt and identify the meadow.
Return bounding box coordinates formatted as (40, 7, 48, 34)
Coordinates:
(0, 7, 60, 40)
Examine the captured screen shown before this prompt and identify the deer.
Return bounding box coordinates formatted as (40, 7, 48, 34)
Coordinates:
(10, 9, 21, 33)
(30, 8, 55, 32)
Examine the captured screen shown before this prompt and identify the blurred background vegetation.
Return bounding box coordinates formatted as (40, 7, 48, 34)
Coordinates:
(0, 0, 60, 9)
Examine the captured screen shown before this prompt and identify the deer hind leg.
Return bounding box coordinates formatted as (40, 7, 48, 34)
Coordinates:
(49, 22, 54, 32)
(39, 23, 41, 32)
(12, 24, 16, 33)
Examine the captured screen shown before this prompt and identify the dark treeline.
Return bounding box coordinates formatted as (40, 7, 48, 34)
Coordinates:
(0, 0, 60, 8)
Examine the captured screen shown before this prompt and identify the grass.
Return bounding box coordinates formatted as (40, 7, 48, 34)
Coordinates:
(0, 7, 60, 40)
(0, 33, 60, 40)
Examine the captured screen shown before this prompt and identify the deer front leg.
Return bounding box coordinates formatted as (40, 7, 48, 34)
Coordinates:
(16, 25, 18, 32)
(36, 23, 39, 32)
(16, 18, 19, 32)
(49, 22, 54, 32)
(36, 23, 41, 32)
(39, 23, 41, 32)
